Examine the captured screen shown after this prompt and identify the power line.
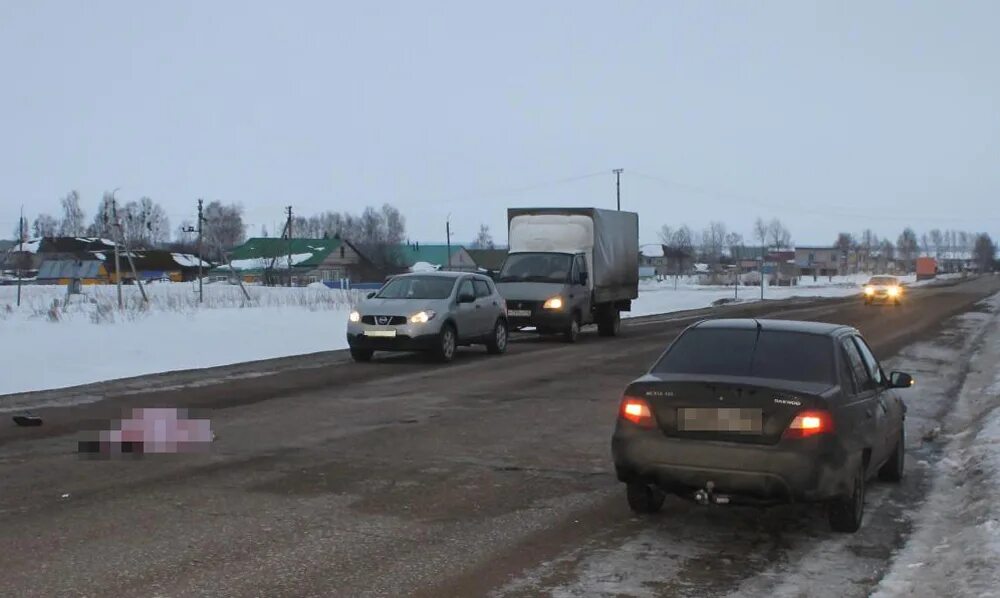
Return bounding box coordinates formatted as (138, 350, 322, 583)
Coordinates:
(629, 170, 1000, 223)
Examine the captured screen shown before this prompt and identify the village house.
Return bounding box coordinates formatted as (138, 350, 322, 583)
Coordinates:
(214, 237, 381, 285)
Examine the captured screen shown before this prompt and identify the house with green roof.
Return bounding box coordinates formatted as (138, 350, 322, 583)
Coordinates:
(214, 237, 381, 285)
(395, 243, 477, 272)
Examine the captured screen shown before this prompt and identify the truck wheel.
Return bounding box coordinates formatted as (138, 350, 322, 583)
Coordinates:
(563, 315, 580, 343)
(486, 319, 509, 355)
(626, 483, 665, 514)
(598, 307, 621, 337)
(829, 461, 866, 533)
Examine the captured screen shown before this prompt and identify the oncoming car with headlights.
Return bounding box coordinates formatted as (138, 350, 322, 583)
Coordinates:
(863, 275, 904, 305)
(347, 272, 509, 363)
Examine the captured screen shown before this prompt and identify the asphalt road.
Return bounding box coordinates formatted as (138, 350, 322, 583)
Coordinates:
(1, 276, 998, 597)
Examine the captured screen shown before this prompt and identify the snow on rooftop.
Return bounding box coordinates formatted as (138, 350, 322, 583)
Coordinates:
(12, 239, 41, 253)
(172, 253, 211, 268)
(228, 253, 314, 271)
(641, 245, 665, 258)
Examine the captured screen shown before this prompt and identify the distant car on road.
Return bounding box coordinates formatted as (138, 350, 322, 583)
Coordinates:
(612, 318, 913, 533)
(347, 271, 508, 363)
(863, 275, 903, 305)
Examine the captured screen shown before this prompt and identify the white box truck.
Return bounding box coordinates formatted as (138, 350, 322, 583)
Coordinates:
(495, 207, 639, 341)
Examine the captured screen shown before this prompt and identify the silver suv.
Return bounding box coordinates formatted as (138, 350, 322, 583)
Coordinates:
(347, 272, 509, 362)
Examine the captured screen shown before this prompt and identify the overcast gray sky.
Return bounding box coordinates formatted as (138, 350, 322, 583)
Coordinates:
(2, 1, 997, 245)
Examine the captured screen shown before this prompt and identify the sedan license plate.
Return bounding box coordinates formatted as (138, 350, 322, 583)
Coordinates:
(678, 408, 762, 433)
(365, 329, 397, 338)
(507, 309, 531, 317)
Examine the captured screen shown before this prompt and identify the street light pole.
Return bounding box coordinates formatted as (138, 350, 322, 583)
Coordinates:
(613, 168, 623, 210)
(111, 187, 123, 310)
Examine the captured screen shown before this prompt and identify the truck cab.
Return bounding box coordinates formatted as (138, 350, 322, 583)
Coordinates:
(496, 251, 593, 341)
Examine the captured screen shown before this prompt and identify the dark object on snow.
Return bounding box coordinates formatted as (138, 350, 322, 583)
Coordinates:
(13, 415, 43, 427)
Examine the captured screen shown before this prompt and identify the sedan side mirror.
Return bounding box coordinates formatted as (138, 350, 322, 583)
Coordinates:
(366, 292, 377, 299)
(889, 371, 914, 389)
(458, 292, 476, 304)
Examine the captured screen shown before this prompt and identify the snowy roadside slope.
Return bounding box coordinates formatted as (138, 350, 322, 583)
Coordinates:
(872, 293, 1000, 598)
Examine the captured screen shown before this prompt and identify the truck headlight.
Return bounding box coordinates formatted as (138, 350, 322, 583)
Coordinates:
(543, 297, 564, 310)
(410, 310, 436, 324)
(349, 311, 361, 323)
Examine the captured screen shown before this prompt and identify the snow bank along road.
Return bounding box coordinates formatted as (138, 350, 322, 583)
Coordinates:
(0, 276, 998, 597)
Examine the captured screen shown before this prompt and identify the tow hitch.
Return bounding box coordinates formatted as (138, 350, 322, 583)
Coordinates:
(694, 482, 731, 505)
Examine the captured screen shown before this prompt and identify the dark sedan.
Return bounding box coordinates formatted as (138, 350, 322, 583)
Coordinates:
(611, 318, 913, 532)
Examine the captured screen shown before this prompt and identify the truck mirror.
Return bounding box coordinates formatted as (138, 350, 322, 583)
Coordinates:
(579, 272, 589, 285)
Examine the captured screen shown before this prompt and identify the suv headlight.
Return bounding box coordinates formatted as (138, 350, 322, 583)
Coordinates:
(410, 310, 437, 324)
(864, 286, 874, 295)
(349, 311, 361, 323)
(543, 297, 564, 310)
(888, 286, 900, 297)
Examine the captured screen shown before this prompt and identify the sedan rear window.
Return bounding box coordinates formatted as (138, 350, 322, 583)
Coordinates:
(653, 329, 835, 384)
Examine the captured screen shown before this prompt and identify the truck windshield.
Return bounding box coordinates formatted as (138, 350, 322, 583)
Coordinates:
(377, 276, 456, 299)
(652, 329, 835, 384)
(497, 253, 574, 283)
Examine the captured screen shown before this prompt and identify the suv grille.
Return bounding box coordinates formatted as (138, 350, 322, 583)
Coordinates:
(361, 315, 408, 325)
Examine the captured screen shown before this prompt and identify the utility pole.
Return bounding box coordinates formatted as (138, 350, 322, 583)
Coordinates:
(181, 198, 206, 303)
(446, 215, 452, 271)
(111, 188, 123, 310)
(121, 217, 149, 305)
(16, 206, 24, 307)
(613, 168, 623, 211)
(286, 206, 293, 287)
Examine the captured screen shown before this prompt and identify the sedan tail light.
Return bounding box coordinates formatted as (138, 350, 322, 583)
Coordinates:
(619, 396, 655, 428)
(782, 410, 834, 439)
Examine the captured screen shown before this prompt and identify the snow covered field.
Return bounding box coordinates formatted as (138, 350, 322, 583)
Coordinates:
(0, 273, 950, 396)
(0, 283, 359, 396)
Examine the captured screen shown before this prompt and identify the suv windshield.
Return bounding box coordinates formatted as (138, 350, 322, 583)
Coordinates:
(497, 253, 573, 283)
(653, 329, 835, 384)
(377, 276, 456, 300)
(868, 276, 898, 286)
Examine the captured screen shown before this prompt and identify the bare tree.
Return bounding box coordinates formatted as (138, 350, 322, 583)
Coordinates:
(472, 224, 495, 249)
(88, 192, 118, 239)
(835, 232, 854, 274)
(122, 197, 171, 248)
(973, 233, 996, 272)
(859, 229, 878, 273)
(59, 190, 86, 236)
(700, 221, 727, 263)
(724, 231, 744, 259)
(929, 229, 944, 260)
(896, 228, 919, 272)
(767, 219, 791, 249)
(203, 201, 246, 261)
(658, 225, 674, 246)
(32, 214, 59, 238)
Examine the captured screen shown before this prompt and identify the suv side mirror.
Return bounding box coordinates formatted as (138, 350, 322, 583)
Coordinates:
(458, 292, 476, 304)
(889, 371, 914, 389)
(366, 291, 377, 299)
(579, 271, 589, 286)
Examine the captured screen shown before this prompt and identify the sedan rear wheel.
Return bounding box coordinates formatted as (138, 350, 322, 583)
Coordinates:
(829, 461, 866, 533)
(626, 482, 665, 514)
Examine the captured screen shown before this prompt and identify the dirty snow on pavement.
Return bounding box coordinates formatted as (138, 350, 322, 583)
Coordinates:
(872, 292, 1000, 598)
(495, 292, 1000, 598)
